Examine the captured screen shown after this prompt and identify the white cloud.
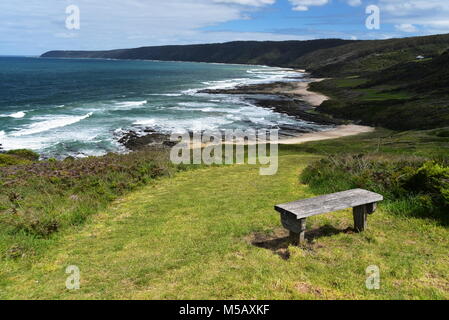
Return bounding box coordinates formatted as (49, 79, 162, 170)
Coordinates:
(347, 0, 362, 7)
(379, 0, 449, 33)
(289, 0, 361, 11)
(395, 23, 418, 33)
(0, 0, 285, 54)
(288, 0, 329, 11)
(379, 0, 449, 15)
(213, 0, 275, 6)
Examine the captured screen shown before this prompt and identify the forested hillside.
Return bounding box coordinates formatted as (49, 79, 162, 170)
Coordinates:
(41, 39, 353, 67)
(42, 34, 449, 76)
(312, 48, 449, 130)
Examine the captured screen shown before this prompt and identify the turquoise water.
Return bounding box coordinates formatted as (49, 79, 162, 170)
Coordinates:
(0, 57, 325, 158)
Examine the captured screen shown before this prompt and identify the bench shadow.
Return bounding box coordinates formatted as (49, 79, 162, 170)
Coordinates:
(305, 224, 354, 242)
(250, 229, 291, 260)
(250, 225, 353, 260)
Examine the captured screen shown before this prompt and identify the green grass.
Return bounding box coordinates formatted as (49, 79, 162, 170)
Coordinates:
(322, 78, 412, 101)
(0, 130, 448, 299)
(356, 89, 412, 101)
(332, 78, 367, 88)
(282, 128, 449, 158)
(0, 154, 33, 167)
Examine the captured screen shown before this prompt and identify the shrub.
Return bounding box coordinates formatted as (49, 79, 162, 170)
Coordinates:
(300, 154, 448, 218)
(6, 149, 40, 161)
(2, 210, 60, 237)
(0, 154, 32, 167)
(406, 161, 449, 205)
(435, 129, 449, 138)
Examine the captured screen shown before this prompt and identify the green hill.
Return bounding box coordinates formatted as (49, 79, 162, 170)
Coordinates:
(312, 49, 449, 130)
(300, 35, 449, 131)
(298, 33, 449, 77)
(41, 39, 354, 68)
(363, 49, 449, 95)
(41, 34, 449, 76)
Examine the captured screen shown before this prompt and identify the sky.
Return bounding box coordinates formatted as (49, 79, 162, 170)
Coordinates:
(1, 0, 448, 55)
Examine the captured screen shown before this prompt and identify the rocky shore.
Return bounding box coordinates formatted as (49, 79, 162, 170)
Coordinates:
(117, 129, 175, 151)
(117, 79, 346, 151)
(201, 80, 342, 126)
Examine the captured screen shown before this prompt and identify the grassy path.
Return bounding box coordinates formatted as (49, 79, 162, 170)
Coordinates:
(1, 153, 448, 299)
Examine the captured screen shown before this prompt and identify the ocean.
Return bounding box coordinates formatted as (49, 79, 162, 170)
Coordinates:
(0, 56, 328, 158)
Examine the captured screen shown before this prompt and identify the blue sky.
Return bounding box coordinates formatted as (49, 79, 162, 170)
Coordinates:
(1, 0, 448, 55)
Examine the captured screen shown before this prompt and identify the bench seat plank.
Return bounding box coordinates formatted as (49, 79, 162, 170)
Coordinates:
(275, 189, 383, 220)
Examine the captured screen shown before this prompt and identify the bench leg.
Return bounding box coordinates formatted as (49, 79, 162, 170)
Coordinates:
(366, 202, 377, 215)
(353, 205, 368, 232)
(289, 218, 307, 246)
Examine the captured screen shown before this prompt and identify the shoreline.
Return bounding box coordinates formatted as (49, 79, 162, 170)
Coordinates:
(198, 79, 341, 127)
(121, 76, 374, 151)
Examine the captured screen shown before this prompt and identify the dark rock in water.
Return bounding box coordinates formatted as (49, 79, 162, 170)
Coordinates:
(277, 124, 311, 134)
(163, 140, 178, 148)
(118, 129, 173, 151)
(253, 98, 341, 126)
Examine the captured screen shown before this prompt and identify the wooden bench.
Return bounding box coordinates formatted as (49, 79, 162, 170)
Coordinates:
(274, 189, 383, 245)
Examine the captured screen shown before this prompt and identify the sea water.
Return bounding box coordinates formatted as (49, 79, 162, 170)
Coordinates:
(0, 56, 328, 158)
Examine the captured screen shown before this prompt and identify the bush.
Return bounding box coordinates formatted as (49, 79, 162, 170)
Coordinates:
(406, 161, 449, 205)
(0, 154, 32, 167)
(6, 149, 40, 161)
(2, 210, 59, 237)
(435, 129, 449, 138)
(300, 154, 448, 218)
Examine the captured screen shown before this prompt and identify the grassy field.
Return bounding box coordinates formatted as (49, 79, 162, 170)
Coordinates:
(0, 130, 448, 299)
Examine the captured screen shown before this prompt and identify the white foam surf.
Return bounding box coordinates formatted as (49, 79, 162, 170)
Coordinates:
(178, 102, 219, 108)
(182, 67, 304, 95)
(0, 111, 27, 118)
(10, 111, 26, 118)
(0, 130, 49, 151)
(11, 112, 93, 137)
(115, 100, 148, 108)
(133, 116, 233, 133)
(147, 93, 183, 97)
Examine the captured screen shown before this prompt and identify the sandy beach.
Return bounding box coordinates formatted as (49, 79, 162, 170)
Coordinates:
(284, 78, 330, 107)
(277, 78, 374, 143)
(279, 124, 374, 144)
(279, 79, 373, 143)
